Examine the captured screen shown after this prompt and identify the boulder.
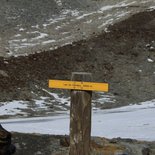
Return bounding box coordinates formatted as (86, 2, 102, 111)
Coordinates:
(0, 124, 16, 155)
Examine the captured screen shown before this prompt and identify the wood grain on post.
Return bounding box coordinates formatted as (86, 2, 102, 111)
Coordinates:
(69, 72, 92, 155)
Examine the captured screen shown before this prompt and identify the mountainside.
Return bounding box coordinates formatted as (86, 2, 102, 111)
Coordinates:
(0, 0, 154, 57)
(1, 2, 155, 155)
(0, 9, 155, 117)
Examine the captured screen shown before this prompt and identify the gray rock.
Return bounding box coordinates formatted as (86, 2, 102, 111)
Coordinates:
(142, 146, 150, 155)
(0, 70, 9, 77)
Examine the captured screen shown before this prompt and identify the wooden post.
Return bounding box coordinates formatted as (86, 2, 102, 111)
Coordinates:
(49, 72, 108, 154)
(69, 72, 92, 155)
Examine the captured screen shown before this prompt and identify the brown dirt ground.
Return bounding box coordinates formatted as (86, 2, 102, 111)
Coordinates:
(12, 132, 155, 155)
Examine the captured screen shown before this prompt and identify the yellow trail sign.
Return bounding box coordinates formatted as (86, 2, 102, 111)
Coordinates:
(49, 80, 109, 92)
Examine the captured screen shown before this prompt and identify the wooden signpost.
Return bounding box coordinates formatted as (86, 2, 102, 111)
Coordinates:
(49, 72, 109, 155)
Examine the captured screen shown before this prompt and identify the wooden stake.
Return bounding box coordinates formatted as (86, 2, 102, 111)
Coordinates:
(69, 72, 92, 155)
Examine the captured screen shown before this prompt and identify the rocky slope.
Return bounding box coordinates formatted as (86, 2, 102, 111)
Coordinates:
(0, 0, 154, 57)
(0, 9, 155, 115)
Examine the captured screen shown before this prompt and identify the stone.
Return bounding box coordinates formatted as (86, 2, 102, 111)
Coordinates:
(142, 146, 150, 155)
(0, 124, 16, 155)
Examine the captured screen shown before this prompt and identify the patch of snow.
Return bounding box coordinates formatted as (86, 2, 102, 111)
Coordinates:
(47, 16, 66, 23)
(42, 40, 56, 45)
(31, 25, 39, 29)
(70, 10, 80, 17)
(43, 23, 49, 28)
(4, 61, 9, 64)
(98, 17, 103, 20)
(2, 99, 155, 141)
(41, 88, 70, 106)
(100, 5, 118, 12)
(40, 96, 49, 100)
(19, 28, 25, 32)
(146, 43, 151, 47)
(104, 28, 110, 33)
(63, 36, 73, 40)
(76, 12, 95, 20)
(62, 32, 70, 35)
(148, 6, 155, 11)
(0, 101, 28, 116)
(84, 20, 93, 24)
(150, 46, 154, 50)
(1, 115, 70, 135)
(98, 19, 114, 29)
(54, 0, 62, 7)
(50, 46, 58, 50)
(29, 31, 48, 41)
(21, 39, 27, 42)
(9, 39, 20, 43)
(7, 50, 14, 56)
(57, 36, 73, 42)
(141, 0, 154, 4)
(8, 31, 49, 54)
(55, 26, 62, 30)
(146, 43, 155, 50)
(61, 9, 80, 17)
(17, 43, 40, 48)
(147, 58, 154, 62)
(92, 99, 155, 141)
(63, 42, 73, 46)
(14, 34, 21, 37)
(99, 1, 137, 12)
(95, 93, 116, 104)
(42, 16, 67, 28)
(98, 10, 130, 29)
(7, 16, 20, 20)
(104, 14, 113, 19)
(103, 99, 155, 113)
(32, 100, 48, 111)
(116, 11, 130, 18)
(33, 100, 45, 107)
